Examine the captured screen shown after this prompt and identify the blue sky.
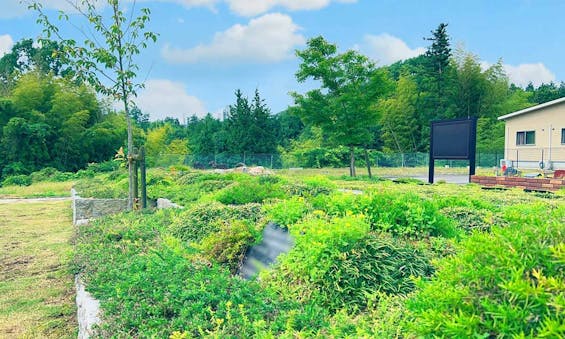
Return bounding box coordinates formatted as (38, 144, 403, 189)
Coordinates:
(0, 0, 563, 121)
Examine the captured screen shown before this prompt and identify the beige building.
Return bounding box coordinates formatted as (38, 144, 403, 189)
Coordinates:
(498, 97, 565, 170)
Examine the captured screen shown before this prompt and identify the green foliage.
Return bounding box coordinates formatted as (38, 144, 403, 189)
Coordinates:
(215, 179, 286, 205)
(30, 167, 74, 183)
(440, 205, 507, 233)
(75, 210, 327, 338)
(196, 219, 261, 272)
(2, 174, 32, 186)
(288, 215, 370, 281)
(69, 171, 565, 337)
(264, 215, 432, 312)
(379, 76, 420, 153)
(313, 191, 457, 239)
(170, 202, 264, 243)
(406, 203, 565, 337)
(263, 196, 310, 227)
(263, 215, 369, 304)
(318, 233, 433, 311)
(291, 36, 393, 175)
(73, 176, 127, 198)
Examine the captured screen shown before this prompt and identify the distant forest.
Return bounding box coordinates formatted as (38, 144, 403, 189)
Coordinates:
(1, 24, 564, 179)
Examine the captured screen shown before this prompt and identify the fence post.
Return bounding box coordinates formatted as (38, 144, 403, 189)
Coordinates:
(140, 147, 147, 209)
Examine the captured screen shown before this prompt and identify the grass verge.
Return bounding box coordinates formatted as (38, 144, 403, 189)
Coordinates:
(0, 181, 74, 199)
(0, 200, 76, 338)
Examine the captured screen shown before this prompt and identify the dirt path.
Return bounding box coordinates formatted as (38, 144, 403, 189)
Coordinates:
(0, 200, 76, 338)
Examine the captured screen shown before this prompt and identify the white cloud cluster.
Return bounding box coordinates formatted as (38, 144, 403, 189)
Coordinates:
(136, 79, 207, 121)
(503, 63, 555, 87)
(162, 13, 305, 64)
(0, 35, 14, 57)
(481, 61, 555, 87)
(140, 0, 218, 10)
(2, 0, 356, 18)
(225, 0, 357, 17)
(362, 33, 425, 65)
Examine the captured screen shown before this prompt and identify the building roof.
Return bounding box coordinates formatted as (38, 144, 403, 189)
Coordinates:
(498, 96, 565, 121)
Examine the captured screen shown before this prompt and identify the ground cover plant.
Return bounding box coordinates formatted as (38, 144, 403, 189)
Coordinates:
(72, 168, 565, 337)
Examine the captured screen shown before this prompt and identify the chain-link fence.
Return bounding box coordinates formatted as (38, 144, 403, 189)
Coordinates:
(147, 150, 506, 170)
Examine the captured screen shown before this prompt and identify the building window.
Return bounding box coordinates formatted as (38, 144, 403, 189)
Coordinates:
(516, 130, 535, 145)
(562, 128, 565, 144)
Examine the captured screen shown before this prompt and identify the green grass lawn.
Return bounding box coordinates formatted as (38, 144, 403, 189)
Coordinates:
(276, 166, 494, 178)
(0, 200, 76, 338)
(0, 181, 74, 199)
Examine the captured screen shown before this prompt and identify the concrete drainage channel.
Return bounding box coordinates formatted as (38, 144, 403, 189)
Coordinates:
(71, 190, 294, 337)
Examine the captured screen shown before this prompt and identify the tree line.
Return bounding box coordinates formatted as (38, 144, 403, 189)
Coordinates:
(1, 24, 564, 180)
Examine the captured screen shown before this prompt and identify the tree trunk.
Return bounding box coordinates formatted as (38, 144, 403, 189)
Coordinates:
(125, 98, 135, 211)
(364, 147, 372, 178)
(349, 146, 356, 177)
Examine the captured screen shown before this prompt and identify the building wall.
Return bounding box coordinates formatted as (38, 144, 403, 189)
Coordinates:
(503, 101, 565, 169)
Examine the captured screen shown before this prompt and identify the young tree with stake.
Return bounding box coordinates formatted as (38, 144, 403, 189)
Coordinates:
(28, 0, 157, 210)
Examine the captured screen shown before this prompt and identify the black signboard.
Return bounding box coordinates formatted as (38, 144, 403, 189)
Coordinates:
(429, 118, 477, 183)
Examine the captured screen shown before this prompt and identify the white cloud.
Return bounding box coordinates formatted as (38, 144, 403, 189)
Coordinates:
(2, 0, 355, 18)
(503, 63, 555, 87)
(162, 13, 305, 64)
(481, 61, 555, 87)
(225, 0, 356, 17)
(363, 33, 425, 65)
(1, 0, 108, 18)
(139, 0, 218, 10)
(0, 35, 14, 57)
(136, 79, 207, 121)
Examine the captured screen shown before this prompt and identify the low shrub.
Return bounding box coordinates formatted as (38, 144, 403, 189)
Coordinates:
(87, 161, 121, 173)
(317, 232, 434, 311)
(440, 206, 507, 233)
(406, 203, 565, 337)
(281, 182, 333, 198)
(215, 181, 286, 205)
(73, 177, 127, 198)
(263, 196, 310, 227)
(196, 219, 262, 272)
(2, 174, 32, 186)
(262, 215, 370, 306)
(313, 191, 457, 239)
(170, 202, 264, 242)
(30, 167, 60, 182)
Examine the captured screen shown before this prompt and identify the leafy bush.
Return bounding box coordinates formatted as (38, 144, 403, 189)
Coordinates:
(317, 232, 434, 311)
(406, 203, 565, 337)
(196, 219, 261, 272)
(170, 202, 264, 242)
(313, 191, 457, 239)
(262, 215, 370, 306)
(440, 206, 507, 233)
(30, 167, 74, 183)
(1, 161, 31, 177)
(263, 196, 310, 227)
(73, 177, 127, 198)
(215, 180, 285, 205)
(2, 174, 32, 186)
(87, 161, 120, 173)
